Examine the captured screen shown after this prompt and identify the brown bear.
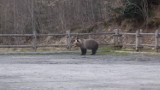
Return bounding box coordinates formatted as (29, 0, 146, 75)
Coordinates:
(73, 38, 98, 55)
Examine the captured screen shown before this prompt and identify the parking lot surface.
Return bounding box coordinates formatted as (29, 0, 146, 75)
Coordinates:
(0, 53, 160, 90)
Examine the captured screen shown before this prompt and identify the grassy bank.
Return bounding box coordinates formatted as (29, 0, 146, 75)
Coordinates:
(0, 46, 159, 56)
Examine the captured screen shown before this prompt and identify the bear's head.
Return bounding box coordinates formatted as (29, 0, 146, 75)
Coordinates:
(73, 38, 82, 47)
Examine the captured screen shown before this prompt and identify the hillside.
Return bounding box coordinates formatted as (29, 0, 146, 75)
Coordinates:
(0, 0, 160, 45)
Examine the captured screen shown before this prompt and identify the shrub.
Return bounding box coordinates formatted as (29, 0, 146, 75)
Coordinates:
(121, 0, 160, 21)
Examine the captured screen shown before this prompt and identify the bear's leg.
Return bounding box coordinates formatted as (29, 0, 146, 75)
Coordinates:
(91, 48, 97, 55)
(81, 48, 87, 55)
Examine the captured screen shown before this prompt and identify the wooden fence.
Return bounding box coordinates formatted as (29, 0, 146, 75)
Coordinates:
(0, 29, 159, 52)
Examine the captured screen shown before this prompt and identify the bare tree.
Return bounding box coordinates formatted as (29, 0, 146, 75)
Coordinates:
(0, 0, 119, 44)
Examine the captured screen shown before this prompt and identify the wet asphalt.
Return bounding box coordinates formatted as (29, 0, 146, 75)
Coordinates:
(0, 53, 160, 90)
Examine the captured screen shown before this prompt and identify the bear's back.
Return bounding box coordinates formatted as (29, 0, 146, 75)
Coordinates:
(83, 39, 98, 49)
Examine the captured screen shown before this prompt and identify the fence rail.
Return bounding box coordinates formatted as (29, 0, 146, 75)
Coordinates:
(0, 29, 159, 52)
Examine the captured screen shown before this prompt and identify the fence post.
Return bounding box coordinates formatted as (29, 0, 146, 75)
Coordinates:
(33, 30, 37, 52)
(114, 29, 122, 49)
(135, 30, 143, 52)
(66, 30, 71, 50)
(155, 30, 159, 52)
(88, 35, 92, 39)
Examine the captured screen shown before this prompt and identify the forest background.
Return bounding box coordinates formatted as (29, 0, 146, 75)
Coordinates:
(0, 0, 160, 45)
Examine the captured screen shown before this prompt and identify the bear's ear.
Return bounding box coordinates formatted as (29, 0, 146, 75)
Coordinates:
(76, 39, 80, 42)
(76, 37, 80, 42)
